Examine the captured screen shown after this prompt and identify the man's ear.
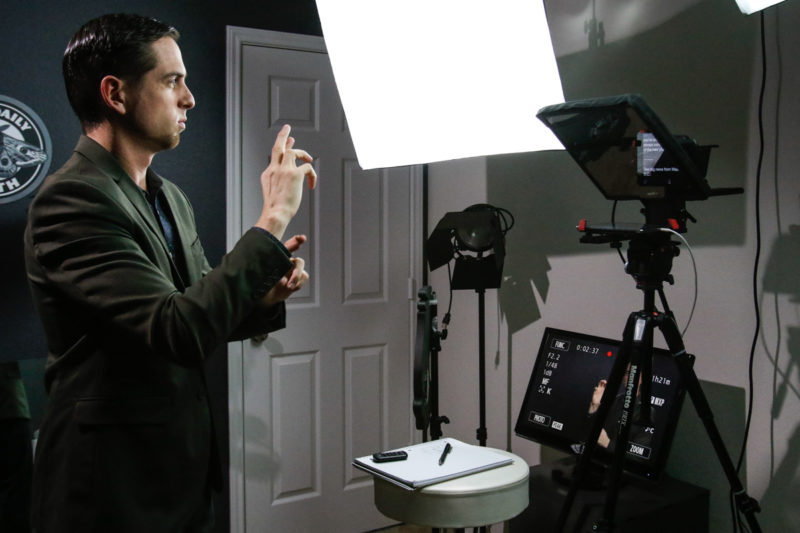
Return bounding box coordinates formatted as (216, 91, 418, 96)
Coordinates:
(99, 75, 128, 116)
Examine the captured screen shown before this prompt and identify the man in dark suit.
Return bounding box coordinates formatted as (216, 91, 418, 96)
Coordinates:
(24, 13, 317, 532)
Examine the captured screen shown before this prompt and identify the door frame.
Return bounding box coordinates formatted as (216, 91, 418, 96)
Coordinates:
(225, 25, 423, 532)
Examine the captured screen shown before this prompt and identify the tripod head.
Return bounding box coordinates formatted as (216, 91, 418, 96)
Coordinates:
(576, 193, 692, 288)
(577, 216, 679, 290)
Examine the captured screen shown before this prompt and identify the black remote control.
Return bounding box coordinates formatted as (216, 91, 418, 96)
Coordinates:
(372, 450, 408, 463)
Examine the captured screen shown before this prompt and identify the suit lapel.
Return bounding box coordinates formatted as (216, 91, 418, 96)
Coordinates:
(117, 177, 189, 290)
(115, 171, 170, 252)
(73, 137, 186, 289)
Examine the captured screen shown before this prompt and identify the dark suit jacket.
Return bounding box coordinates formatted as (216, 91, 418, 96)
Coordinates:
(24, 136, 292, 532)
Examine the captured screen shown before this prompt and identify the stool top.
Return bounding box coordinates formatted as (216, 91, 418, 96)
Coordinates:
(373, 448, 530, 528)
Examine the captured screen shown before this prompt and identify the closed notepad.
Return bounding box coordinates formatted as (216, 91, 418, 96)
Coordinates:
(353, 437, 513, 490)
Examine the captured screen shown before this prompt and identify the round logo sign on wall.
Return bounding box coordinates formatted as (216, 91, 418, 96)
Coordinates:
(0, 95, 52, 204)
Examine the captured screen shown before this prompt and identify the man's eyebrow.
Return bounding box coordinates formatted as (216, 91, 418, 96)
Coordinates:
(162, 71, 187, 80)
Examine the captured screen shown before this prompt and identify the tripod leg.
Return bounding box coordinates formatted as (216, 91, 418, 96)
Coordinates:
(598, 313, 656, 531)
(658, 315, 763, 532)
(554, 313, 638, 532)
(638, 337, 653, 427)
(430, 348, 442, 440)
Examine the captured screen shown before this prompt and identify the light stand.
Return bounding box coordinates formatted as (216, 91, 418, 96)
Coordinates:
(457, 260, 492, 447)
(536, 94, 761, 532)
(413, 285, 448, 441)
(420, 204, 512, 447)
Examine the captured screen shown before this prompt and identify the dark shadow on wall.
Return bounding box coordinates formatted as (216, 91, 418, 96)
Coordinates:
(488, 150, 624, 335)
(759, 223, 800, 531)
(756, 7, 800, 520)
(666, 379, 747, 531)
(758, 328, 800, 531)
(488, 0, 754, 334)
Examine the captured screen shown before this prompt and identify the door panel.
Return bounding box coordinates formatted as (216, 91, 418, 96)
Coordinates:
(227, 27, 420, 532)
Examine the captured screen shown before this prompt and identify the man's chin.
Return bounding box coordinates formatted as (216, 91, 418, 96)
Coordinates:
(155, 134, 181, 152)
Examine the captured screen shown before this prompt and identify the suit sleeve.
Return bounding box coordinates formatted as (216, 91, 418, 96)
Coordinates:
(180, 218, 290, 342)
(26, 176, 293, 366)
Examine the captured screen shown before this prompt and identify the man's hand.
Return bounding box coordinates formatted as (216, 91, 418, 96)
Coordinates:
(255, 125, 317, 240)
(260, 234, 310, 307)
(261, 257, 309, 307)
(589, 379, 607, 414)
(597, 428, 611, 448)
(283, 234, 307, 254)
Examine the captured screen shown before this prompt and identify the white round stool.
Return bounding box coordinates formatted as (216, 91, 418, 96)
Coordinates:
(373, 448, 529, 529)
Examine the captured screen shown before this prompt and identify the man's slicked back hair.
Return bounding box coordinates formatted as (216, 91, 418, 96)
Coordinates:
(63, 13, 180, 129)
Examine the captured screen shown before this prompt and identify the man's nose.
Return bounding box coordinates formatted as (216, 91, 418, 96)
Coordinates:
(181, 85, 195, 109)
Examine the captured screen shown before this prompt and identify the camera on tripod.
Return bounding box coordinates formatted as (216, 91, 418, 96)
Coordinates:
(535, 94, 761, 532)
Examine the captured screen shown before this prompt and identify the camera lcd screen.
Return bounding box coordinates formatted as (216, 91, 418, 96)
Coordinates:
(515, 327, 690, 479)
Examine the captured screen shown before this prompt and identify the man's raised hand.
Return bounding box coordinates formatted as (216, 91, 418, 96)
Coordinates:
(256, 124, 317, 239)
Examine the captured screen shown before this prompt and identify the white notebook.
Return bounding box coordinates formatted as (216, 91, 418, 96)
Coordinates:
(353, 437, 514, 490)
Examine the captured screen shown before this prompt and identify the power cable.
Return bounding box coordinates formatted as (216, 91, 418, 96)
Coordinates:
(733, 9, 768, 533)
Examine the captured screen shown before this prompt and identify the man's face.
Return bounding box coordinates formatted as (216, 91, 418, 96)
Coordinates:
(122, 37, 194, 152)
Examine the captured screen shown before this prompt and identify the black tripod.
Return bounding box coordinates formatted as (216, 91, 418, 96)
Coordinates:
(555, 229, 762, 532)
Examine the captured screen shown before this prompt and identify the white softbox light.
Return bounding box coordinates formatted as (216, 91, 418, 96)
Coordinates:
(315, 0, 565, 169)
(735, 0, 786, 14)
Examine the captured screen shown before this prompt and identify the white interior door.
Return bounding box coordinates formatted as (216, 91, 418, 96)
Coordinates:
(226, 27, 421, 532)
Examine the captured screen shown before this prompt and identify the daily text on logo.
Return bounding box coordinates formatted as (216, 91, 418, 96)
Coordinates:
(0, 95, 51, 204)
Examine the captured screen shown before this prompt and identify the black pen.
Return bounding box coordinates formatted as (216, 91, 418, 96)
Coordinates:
(438, 442, 452, 465)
